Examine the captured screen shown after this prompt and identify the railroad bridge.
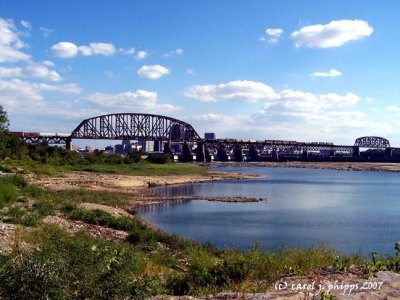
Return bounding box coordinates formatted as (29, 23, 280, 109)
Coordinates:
(9, 113, 400, 162)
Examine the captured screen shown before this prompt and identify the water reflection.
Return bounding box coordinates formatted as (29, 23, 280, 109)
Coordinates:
(139, 167, 400, 255)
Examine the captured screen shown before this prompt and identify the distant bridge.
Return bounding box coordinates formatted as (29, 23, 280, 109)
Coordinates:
(8, 112, 400, 162)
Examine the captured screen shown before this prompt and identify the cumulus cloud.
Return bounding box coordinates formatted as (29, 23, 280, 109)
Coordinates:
(0, 64, 62, 81)
(135, 50, 148, 60)
(137, 64, 170, 79)
(291, 19, 373, 48)
(0, 18, 31, 62)
(260, 28, 283, 44)
(184, 80, 279, 102)
(0, 79, 81, 109)
(182, 79, 378, 141)
(51, 42, 79, 58)
(85, 89, 179, 112)
(51, 42, 116, 57)
(266, 28, 283, 37)
(311, 69, 342, 78)
(78, 43, 116, 56)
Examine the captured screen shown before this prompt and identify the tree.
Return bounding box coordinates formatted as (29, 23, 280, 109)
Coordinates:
(0, 105, 9, 133)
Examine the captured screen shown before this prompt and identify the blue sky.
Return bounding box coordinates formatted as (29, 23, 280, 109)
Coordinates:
(1, 0, 400, 146)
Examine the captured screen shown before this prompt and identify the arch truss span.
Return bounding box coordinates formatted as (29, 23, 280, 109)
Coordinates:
(70, 113, 201, 142)
(354, 136, 390, 148)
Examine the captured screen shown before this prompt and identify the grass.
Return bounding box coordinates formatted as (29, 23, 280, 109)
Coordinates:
(1, 162, 400, 298)
(0, 158, 208, 177)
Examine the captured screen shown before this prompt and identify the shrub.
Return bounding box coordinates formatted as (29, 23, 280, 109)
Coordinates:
(0, 248, 66, 299)
(0, 181, 18, 208)
(146, 153, 172, 164)
(130, 275, 167, 300)
(62, 206, 138, 231)
(0, 225, 144, 299)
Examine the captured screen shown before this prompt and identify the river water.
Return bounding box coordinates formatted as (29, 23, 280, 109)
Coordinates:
(138, 166, 400, 255)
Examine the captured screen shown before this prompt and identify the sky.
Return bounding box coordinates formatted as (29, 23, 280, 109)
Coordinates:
(1, 0, 400, 146)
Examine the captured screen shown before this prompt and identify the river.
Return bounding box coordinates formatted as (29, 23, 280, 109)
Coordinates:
(138, 166, 400, 255)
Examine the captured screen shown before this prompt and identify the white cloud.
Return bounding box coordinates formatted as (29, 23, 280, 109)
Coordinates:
(261, 28, 283, 44)
(266, 28, 283, 37)
(85, 89, 179, 112)
(184, 80, 279, 102)
(311, 69, 342, 78)
(20, 20, 32, 30)
(119, 47, 135, 55)
(186, 69, 194, 75)
(51, 42, 116, 58)
(291, 19, 373, 48)
(135, 50, 148, 60)
(42, 60, 55, 67)
(386, 105, 400, 112)
(137, 64, 170, 79)
(0, 18, 31, 62)
(51, 42, 79, 58)
(0, 64, 62, 82)
(78, 42, 116, 56)
(0, 79, 81, 109)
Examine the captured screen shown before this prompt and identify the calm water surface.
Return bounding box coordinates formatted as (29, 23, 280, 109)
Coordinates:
(138, 167, 400, 255)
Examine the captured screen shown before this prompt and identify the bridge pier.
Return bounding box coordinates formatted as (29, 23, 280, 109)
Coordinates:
(302, 147, 308, 159)
(195, 142, 211, 162)
(163, 142, 174, 159)
(66, 137, 72, 151)
(216, 146, 229, 161)
(352, 146, 360, 159)
(272, 148, 279, 161)
(233, 146, 243, 162)
(181, 142, 194, 162)
(249, 145, 260, 161)
(385, 147, 393, 158)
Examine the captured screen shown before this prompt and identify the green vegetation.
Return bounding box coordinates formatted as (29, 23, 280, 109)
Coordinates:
(0, 106, 206, 176)
(1, 107, 400, 298)
(1, 176, 400, 298)
(0, 145, 207, 177)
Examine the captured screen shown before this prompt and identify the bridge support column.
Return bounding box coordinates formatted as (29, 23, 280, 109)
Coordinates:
(153, 140, 162, 152)
(181, 142, 194, 162)
(272, 148, 279, 161)
(352, 146, 360, 159)
(196, 142, 211, 162)
(66, 137, 72, 151)
(385, 147, 393, 158)
(233, 146, 243, 162)
(302, 147, 308, 159)
(216, 146, 228, 161)
(249, 145, 260, 161)
(163, 142, 174, 159)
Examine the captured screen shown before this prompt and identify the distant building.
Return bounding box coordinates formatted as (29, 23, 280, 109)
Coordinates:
(205, 132, 216, 140)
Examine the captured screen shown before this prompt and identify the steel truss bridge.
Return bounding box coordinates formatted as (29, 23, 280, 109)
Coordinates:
(9, 113, 400, 162)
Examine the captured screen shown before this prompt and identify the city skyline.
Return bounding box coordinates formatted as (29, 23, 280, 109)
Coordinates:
(1, 1, 400, 146)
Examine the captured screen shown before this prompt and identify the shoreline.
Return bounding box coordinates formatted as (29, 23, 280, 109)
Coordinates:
(34, 161, 400, 212)
(199, 161, 400, 173)
(6, 163, 400, 298)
